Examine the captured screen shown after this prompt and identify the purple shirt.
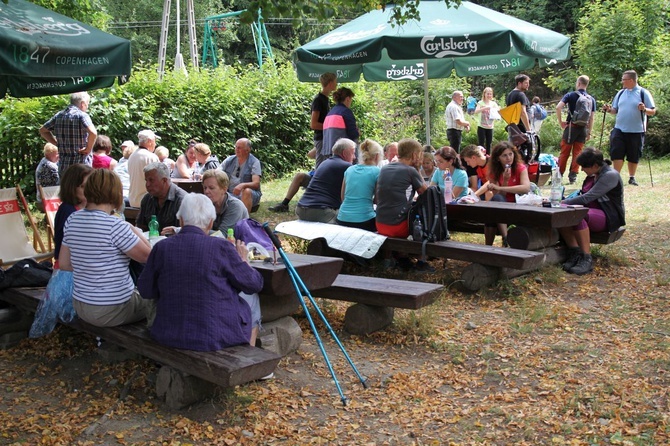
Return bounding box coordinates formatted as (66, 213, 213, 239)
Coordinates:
(137, 225, 263, 351)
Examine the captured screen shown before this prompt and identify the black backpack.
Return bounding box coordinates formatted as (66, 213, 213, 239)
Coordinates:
(409, 186, 450, 243)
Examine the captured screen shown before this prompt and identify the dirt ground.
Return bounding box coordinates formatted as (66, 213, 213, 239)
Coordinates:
(1, 214, 668, 445)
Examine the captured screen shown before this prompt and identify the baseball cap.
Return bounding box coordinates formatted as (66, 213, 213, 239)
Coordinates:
(138, 129, 161, 140)
(120, 140, 135, 148)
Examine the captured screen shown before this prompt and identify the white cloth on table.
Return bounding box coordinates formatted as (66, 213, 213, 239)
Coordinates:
(275, 220, 387, 259)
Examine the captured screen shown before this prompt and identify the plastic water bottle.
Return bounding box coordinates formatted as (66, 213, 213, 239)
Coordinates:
(192, 162, 202, 181)
(227, 228, 235, 243)
(550, 169, 563, 208)
(412, 215, 423, 241)
(148, 215, 159, 239)
(443, 170, 453, 203)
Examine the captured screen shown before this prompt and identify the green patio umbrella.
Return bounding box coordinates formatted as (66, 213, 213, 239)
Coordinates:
(293, 0, 570, 143)
(0, 0, 131, 98)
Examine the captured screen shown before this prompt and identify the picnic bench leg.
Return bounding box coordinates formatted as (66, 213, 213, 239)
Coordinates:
(156, 366, 218, 410)
(0, 305, 33, 349)
(460, 246, 569, 291)
(344, 304, 394, 335)
(257, 316, 302, 356)
(507, 226, 560, 251)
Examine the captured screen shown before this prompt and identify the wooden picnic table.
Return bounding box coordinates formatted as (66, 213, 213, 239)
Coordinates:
(446, 201, 588, 229)
(252, 253, 343, 296)
(446, 201, 590, 251)
(172, 178, 203, 194)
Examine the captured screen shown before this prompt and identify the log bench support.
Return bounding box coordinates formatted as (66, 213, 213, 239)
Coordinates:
(0, 287, 282, 409)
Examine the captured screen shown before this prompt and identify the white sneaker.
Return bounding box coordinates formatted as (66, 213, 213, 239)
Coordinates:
(259, 372, 274, 380)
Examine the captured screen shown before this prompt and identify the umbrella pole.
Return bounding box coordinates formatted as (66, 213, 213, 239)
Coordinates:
(424, 59, 430, 146)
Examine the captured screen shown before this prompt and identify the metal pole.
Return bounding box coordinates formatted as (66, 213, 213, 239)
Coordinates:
(598, 109, 607, 152)
(423, 59, 430, 146)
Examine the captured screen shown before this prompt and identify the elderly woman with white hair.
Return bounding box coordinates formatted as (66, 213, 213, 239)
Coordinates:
(137, 193, 263, 351)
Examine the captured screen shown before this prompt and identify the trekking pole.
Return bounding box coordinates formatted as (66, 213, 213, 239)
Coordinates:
(262, 223, 368, 405)
(598, 108, 607, 151)
(647, 153, 654, 187)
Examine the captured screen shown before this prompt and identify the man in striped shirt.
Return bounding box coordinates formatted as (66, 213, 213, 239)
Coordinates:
(40, 92, 97, 176)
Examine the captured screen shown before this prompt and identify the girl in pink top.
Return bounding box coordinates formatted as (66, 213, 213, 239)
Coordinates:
(92, 135, 117, 170)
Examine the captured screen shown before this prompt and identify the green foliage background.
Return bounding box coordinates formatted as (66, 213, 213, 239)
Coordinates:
(3, 0, 669, 196)
(1, 63, 460, 193)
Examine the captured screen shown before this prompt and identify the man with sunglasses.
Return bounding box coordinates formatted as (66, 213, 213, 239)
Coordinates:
(220, 138, 262, 214)
(603, 70, 656, 186)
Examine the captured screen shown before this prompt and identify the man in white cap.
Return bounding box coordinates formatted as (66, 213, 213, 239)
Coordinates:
(128, 130, 160, 207)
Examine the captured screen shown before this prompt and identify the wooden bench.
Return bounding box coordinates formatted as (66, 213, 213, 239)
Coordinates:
(317, 274, 443, 310)
(0, 287, 281, 409)
(313, 274, 444, 335)
(591, 227, 626, 245)
(381, 237, 545, 270)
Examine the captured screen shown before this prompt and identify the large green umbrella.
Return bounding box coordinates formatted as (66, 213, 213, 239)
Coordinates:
(294, 0, 570, 142)
(0, 0, 131, 98)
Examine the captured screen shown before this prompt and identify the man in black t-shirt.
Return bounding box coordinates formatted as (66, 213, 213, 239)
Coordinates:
(506, 74, 533, 162)
(270, 73, 338, 212)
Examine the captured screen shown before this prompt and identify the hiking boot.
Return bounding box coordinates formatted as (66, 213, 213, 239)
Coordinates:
(415, 260, 435, 273)
(568, 172, 577, 185)
(268, 202, 290, 212)
(568, 254, 593, 275)
(628, 177, 639, 186)
(562, 247, 582, 271)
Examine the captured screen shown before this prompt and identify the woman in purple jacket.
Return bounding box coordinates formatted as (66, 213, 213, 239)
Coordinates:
(138, 193, 263, 351)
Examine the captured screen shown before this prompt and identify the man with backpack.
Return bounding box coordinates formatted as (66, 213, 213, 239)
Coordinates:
(506, 74, 533, 163)
(603, 70, 656, 186)
(556, 75, 597, 184)
(530, 96, 547, 133)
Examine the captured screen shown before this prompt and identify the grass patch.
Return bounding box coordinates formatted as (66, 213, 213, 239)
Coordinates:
(591, 245, 632, 267)
(393, 306, 440, 340)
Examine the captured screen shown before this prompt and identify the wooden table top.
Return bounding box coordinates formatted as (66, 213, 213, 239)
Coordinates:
(251, 252, 343, 296)
(172, 178, 203, 194)
(446, 201, 589, 229)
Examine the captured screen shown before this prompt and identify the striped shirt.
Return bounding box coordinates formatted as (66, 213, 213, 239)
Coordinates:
(63, 209, 140, 306)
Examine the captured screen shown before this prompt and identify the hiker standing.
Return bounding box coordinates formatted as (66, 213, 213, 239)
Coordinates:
(603, 70, 656, 186)
(445, 90, 471, 152)
(556, 75, 597, 184)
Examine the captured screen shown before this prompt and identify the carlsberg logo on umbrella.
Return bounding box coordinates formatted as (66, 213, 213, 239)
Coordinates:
(386, 63, 424, 81)
(421, 35, 478, 58)
(0, 16, 90, 37)
(320, 25, 386, 45)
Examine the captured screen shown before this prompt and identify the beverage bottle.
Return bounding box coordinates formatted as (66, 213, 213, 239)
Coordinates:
(192, 162, 202, 181)
(148, 215, 159, 239)
(412, 215, 423, 241)
(227, 228, 235, 243)
(550, 169, 563, 208)
(443, 170, 453, 203)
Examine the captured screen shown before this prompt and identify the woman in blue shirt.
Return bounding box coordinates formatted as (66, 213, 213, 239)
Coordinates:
(430, 146, 469, 202)
(336, 139, 382, 232)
